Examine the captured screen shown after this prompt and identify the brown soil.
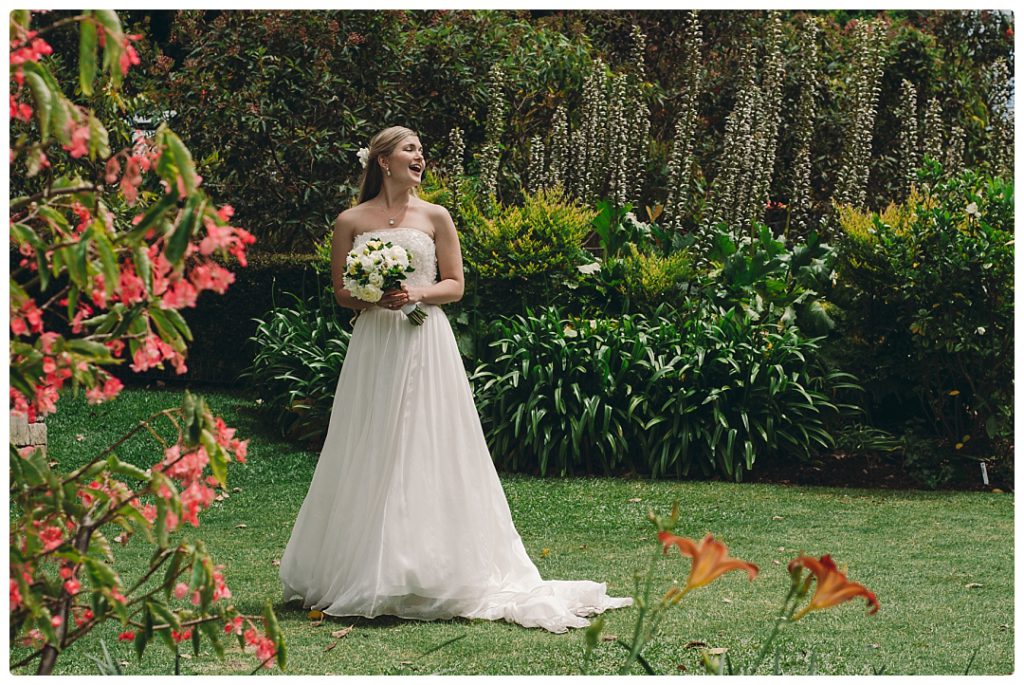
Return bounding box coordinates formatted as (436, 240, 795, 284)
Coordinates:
(746, 451, 1011, 492)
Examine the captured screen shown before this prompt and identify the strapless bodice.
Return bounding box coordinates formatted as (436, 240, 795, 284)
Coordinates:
(352, 228, 438, 288)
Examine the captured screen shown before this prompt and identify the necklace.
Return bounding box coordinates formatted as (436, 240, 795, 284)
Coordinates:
(381, 202, 408, 226)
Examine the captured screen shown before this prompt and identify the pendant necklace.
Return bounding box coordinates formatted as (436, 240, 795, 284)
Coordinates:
(383, 204, 406, 226)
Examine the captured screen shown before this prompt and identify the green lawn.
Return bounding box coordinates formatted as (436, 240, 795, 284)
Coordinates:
(10, 385, 1014, 675)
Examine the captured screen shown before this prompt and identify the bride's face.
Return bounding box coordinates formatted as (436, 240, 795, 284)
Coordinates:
(384, 136, 425, 185)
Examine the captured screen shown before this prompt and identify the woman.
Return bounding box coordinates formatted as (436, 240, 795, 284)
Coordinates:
(279, 126, 631, 633)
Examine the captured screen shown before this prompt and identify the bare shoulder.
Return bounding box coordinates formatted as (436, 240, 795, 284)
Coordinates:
(333, 205, 367, 237)
(417, 198, 456, 235)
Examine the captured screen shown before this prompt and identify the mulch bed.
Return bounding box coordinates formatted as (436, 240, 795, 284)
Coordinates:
(747, 450, 1012, 493)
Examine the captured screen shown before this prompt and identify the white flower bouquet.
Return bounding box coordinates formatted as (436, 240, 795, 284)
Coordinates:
(344, 239, 428, 325)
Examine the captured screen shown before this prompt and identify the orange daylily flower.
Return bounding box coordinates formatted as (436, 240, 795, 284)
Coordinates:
(788, 554, 880, 620)
(657, 532, 759, 594)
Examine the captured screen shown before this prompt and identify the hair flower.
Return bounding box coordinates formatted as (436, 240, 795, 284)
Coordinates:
(356, 146, 370, 169)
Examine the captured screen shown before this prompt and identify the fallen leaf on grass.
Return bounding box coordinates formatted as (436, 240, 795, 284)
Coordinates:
(540, 548, 550, 558)
(685, 641, 707, 649)
(772, 515, 784, 521)
(272, 559, 281, 567)
(308, 610, 325, 621)
(965, 583, 983, 589)
(75, 434, 85, 442)
(722, 598, 732, 604)
(235, 524, 247, 529)
(676, 664, 687, 671)
(705, 647, 728, 655)
(232, 487, 242, 493)
(627, 497, 642, 503)
(324, 642, 337, 652)
(601, 634, 617, 642)
(331, 626, 354, 639)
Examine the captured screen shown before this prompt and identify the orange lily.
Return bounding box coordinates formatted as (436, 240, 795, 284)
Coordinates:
(657, 532, 759, 594)
(788, 554, 880, 620)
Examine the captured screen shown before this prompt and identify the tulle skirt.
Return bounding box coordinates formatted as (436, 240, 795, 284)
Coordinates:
(279, 305, 631, 633)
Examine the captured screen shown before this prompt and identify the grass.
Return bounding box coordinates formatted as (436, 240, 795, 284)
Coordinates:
(9, 384, 1014, 675)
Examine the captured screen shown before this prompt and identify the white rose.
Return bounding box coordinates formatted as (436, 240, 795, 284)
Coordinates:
(363, 284, 383, 302)
(368, 271, 384, 286)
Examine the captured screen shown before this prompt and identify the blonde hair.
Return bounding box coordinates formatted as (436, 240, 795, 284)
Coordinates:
(356, 126, 420, 204)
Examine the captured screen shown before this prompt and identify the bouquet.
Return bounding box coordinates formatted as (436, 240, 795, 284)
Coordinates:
(344, 238, 428, 325)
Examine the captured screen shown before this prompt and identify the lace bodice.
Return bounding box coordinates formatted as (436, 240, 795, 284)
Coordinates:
(352, 228, 438, 289)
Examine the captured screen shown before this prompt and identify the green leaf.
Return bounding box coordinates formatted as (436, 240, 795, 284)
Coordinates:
(79, 12, 98, 96)
(147, 599, 181, 631)
(105, 454, 149, 481)
(165, 196, 201, 263)
(23, 68, 52, 140)
(88, 111, 111, 160)
(262, 600, 287, 670)
(129, 192, 177, 239)
(94, 230, 119, 299)
(198, 618, 225, 659)
(163, 127, 199, 195)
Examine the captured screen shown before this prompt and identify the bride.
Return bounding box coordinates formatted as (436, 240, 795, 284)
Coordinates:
(279, 126, 631, 633)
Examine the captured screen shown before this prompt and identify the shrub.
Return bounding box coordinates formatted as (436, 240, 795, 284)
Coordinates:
(702, 224, 837, 336)
(832, 163, 1013, 465)
(471, 306, 857, 480)
(240, 292, 351, 444)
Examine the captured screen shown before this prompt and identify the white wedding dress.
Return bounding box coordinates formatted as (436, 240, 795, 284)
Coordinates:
(279, 227, 631, 633)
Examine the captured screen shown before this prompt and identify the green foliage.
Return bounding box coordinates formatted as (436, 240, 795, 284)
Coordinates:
(458, 186, 595, 320)
(471, 306, 857, 480)
(833, 163, 1013, 463)
(703, 224, 837, 335)
(153, 10, 593, 252)
(240, 292, 351, 444)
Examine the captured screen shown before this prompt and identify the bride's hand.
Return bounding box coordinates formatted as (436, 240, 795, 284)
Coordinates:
(378, 288, 406, 310)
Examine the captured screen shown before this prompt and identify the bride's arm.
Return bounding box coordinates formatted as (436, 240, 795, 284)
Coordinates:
(408, 206, 465, 306)
(330, 213, 373, 311)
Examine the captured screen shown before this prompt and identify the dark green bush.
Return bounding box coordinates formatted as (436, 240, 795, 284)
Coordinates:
(239, 291, 351, 443)
(832, 163, 1013, 466)
(126, 252, 323, 385)
(471, 306, 857, 480)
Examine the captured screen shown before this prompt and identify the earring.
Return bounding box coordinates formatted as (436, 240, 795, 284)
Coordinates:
(386, 167, 391, 177)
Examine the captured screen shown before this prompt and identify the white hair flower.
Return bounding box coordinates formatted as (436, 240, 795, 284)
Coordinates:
(356, 147, 370, 169)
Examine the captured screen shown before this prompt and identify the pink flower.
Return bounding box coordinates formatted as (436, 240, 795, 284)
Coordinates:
(180, 480, 216, 527)
(174, 582, 189, 600)
(189, 261, 235, 294)
(51, 615, 63, 628)
(119, 35, 142, 76)
(59, 566, 73, 580)
(39, 332, 59, 354)
(171, 628, 192, 643)
(10, 93, 33, 122)
(120, 156, 143, 205)
(139, 503, 157, 523)
(63, 578, 82, 595)
(224, 615, 243, 635)
(10, 37, 53, 65)
(161, 277, 198, 309)
(39, 525, 64, 551)
(104, 155, 121, 184)
(64, 119, 91, 159)
(212, 565, 232, 601)
(216, 204, 235, 221)
(11, 579, 22, 609)
(119, 264, 147, 304)
(118, 630, 135, 641)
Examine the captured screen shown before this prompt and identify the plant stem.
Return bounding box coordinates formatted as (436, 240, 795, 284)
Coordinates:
(746, 584, 800, 675)
(618, 544, 662, 675)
